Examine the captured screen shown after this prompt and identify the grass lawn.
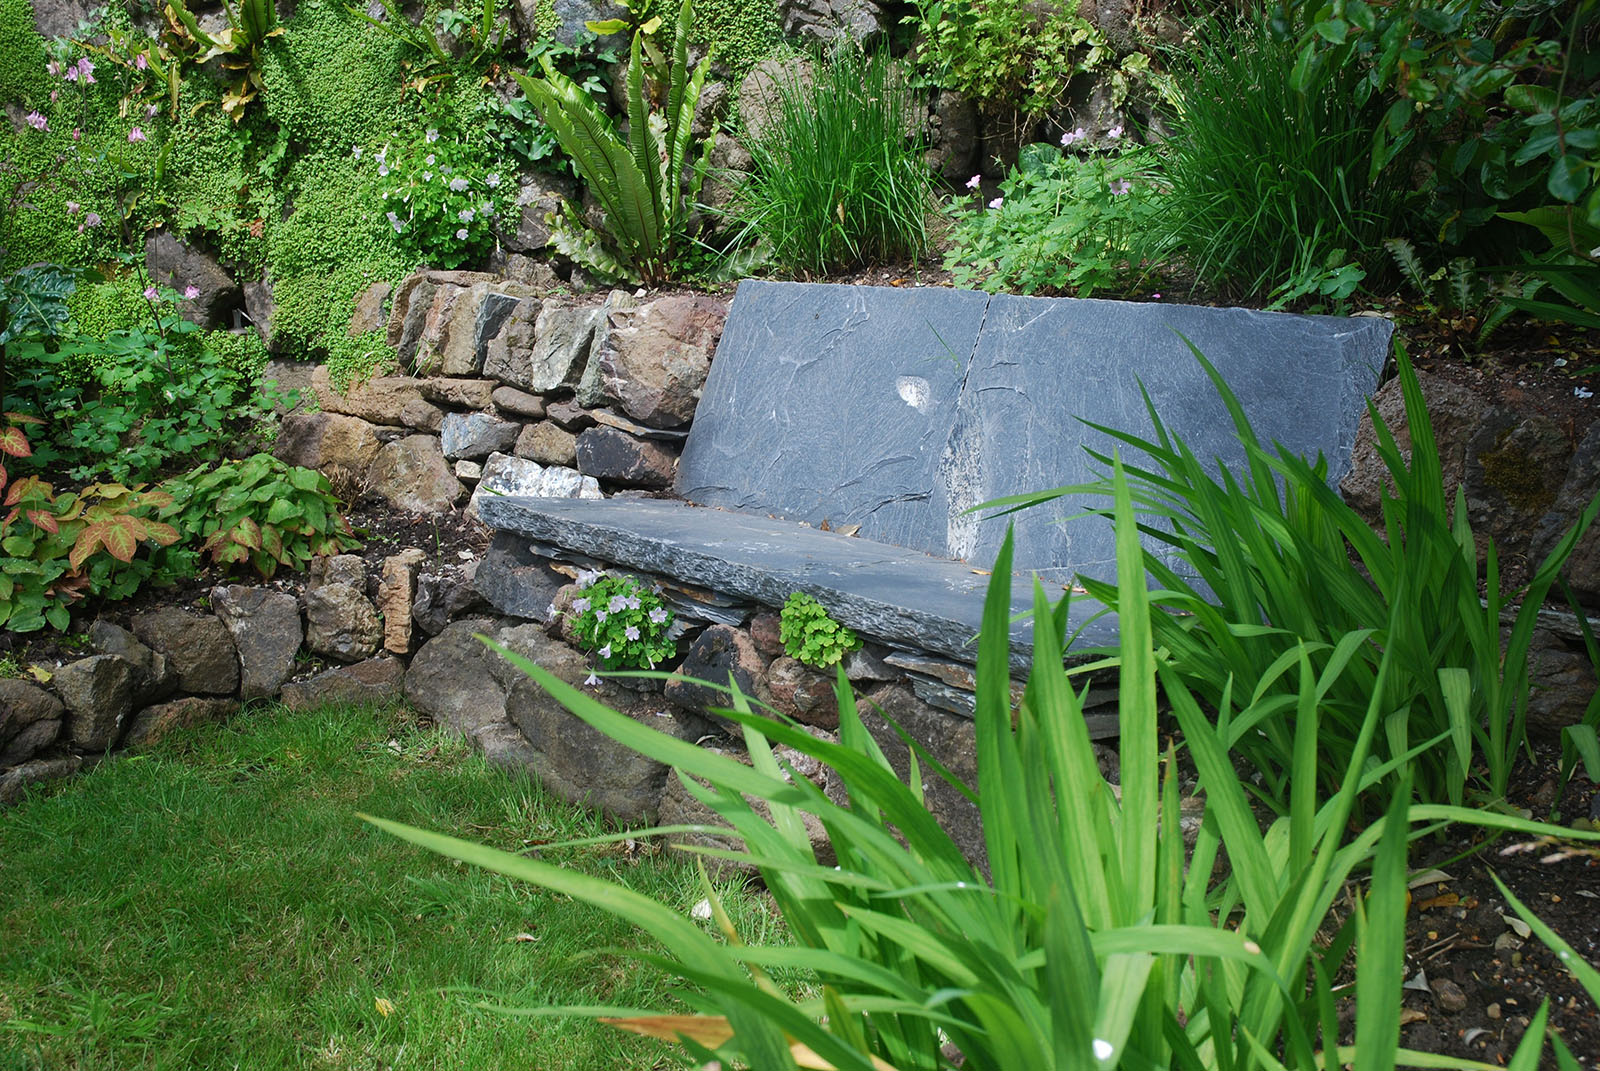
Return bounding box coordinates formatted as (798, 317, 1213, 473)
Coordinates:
(0, 701, 780, 1070)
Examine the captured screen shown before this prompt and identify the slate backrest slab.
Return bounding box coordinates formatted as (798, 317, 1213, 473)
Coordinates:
(676, 281, 1392, 577)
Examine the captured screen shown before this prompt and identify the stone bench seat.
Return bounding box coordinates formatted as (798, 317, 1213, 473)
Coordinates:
(480, 280, 1391, 678)
(475, 495, 1117, 671)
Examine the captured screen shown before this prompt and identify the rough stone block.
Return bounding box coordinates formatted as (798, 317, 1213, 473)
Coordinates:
(280, 656, 406, 711)
(131, 609, 239, 696)
(441, 410, 522, 460)
(575, 426, 677, 489)
(211, 586, 303, 700)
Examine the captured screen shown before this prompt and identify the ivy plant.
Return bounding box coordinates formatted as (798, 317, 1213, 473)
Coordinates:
(779, 591, 860, 668)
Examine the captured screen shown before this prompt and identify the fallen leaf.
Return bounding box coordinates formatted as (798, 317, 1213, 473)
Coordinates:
(1403, 969, 1432, 993)
(1415, 893, 1459, 911)
(602, 1014, 733, 1047)
(1399, 1008, 1428, 1025)
(1505, 916, 1532, 939)
(509, 932, 539, 943)
(26, 665, 51, 683)
(1408, 869, 1454, 888)
(691, 898, 712, 920)
(374, 997, 395, 1018)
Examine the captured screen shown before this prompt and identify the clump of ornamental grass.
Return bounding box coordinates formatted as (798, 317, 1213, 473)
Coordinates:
(729, 45, 932, 275)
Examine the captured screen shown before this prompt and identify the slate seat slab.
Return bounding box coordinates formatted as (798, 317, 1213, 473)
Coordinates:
(475, 495, 1117, 668)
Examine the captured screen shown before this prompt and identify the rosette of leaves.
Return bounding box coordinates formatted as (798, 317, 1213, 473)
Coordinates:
(512, 0, 713, 285)
(778, 591, 860, 668)
(157, 454, 359, 578)
(565, 574, 675, 670)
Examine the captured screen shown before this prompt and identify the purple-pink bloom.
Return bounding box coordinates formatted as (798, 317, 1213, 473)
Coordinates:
(76, 57, 95, 84)
(648, 607, 668, 624)
(598, 643, 612, 659)
(24, 111, 48, 131)
(624, 625, 640, 641)
(584, 672, 601, 686)
(83, 211, 100, 226)
(455, 228, 468, 240)
(1107, 124, 1123, 139)
(71, 127, 80, 140)
(987, 196, 1004, 210)
(47, 60, 60, 77)
(1060, 126, 1086, 147)
(965, 174, 981, 190)
(64, 65, 78, 82)
(135, 53, 147, 70)
(183, 285, 200, 300)
(1109, 179, 1131, 196)
(608, 595, 627, 613)
(128, 127, 146, 142)
(65, 201, 79, 214)
(143, 286, 159, 301)
(146, 103, 158, 118)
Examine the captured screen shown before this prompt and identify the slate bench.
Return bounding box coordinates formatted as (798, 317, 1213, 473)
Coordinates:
(477, 280, 1391, 672)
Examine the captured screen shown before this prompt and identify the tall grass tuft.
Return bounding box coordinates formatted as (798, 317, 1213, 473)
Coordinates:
(729, 46, 932, 275)
(988, 343, 1600, 814)
(1152, 16, 1414, 299)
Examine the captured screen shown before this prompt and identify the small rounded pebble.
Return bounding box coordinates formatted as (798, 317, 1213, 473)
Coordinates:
(1486, 1003, 1501, 1020)
(1433, 979, 1468, 1013)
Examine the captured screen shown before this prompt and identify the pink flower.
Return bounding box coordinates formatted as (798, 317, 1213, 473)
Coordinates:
(64, 65, 78, 82)
(83, 211, 100, 226)
(65, 201, 79, 214)
(128, 127, 146, 142)
(47, 60, 60, 77)
(183, 285, 200, 300)
(965, 174, 981, 190)
(1060, 126, 1086, 147)
(24, 111, 48, 131)
(135, 53, 147, 70)
(146, 103, 158, 118)
(987, 196, 1004, 210)
(1152, 292, 1162, 299)
(49, 89, 57, 102)
(143, 286, 159, 301)
(76, 57, 95, 84)
(455, 227, 468, 240)
(1109, 179, 1131, 196)
(1107, 124, 1123, 139)
(71, 128, 80, 140)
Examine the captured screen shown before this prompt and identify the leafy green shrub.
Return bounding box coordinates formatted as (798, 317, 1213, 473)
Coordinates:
(908, 0, 1138, 120)
(564, 573, 675, 671)
(6, 287, 282, 483)
(514, 0, 713, 285)
(945, 139, 1159, 296)
(1018, 343, 1600, 813)
(730, 45, 931, 275)
(1153, 15, 1414, 299)
(157, 454, 359, 578)
(778, 591, 859, 668)
(369, 475, 1597, 1068)
(1282, 0, 1593, 254)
